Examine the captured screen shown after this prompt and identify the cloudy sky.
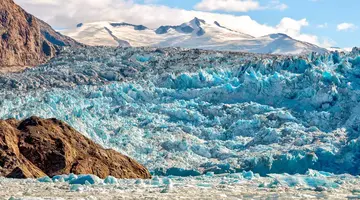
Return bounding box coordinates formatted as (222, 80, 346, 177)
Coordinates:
(14, 0, 359, 48)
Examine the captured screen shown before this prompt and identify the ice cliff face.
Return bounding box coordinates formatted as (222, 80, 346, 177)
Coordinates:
(1, 47, 360, 176)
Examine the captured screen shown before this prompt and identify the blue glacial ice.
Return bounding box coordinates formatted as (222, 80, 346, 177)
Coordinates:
(36, 169, 344, 191)
(1, 47, 360, 176)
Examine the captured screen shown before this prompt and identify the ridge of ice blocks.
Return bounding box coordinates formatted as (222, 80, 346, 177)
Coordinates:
(1, 47, 360, 176)
(2, 170, 358, 199)
(35, 170, 346, 189)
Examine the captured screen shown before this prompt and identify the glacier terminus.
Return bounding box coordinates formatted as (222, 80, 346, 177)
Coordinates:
(1, 47, 360, 177)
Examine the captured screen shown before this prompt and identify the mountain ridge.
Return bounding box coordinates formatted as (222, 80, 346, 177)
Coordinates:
(62, 17, 327, 55)
(0, 0, 81, 67)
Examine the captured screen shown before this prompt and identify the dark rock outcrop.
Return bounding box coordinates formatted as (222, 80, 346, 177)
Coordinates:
(0, 0, 81, 67)
(0, 116, 151, 179)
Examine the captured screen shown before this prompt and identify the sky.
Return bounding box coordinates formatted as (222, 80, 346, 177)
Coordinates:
(14, 0, 360, 48)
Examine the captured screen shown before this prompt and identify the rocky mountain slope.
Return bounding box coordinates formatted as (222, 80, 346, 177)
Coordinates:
(0, 116, 151, 179)
(0, 0, 81, 67)
(62, 18, 327, 55)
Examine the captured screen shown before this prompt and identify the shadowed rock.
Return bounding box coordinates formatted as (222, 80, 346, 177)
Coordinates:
(0, 0, 81, 67)
(0, 116, 151, 179)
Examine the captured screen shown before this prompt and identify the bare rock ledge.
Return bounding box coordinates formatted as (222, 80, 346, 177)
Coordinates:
(0, 116, 151, 179)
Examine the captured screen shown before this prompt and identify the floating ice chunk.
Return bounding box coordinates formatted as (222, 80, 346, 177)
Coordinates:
(37, 176, 52, 183)
(268, 172, 339, 189)
(258, 182, 266, 188)
(227, 173, 242, 179)
(196, 183, 212, 188)
(85, 180, 91, 186)
(152, 176, 162, 186)
(69, 175, 102, 185)
(242, 171, 254, 180)
(205, 172, 215, 177)
(52, 175, 67, 182)
(104, 176, 118, 185)
(54, 177, 65, 183)
(306, 169, 334, 177)
(303, 177, 339, 188)
(162, 177, 172, 185)
(70, 184, 83, 192)
(135, 179, 143, 185)
(161, 181, 173, 193)
(65, 174, 78, 182)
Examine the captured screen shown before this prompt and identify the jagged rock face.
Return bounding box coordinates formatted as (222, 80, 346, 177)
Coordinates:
(0, 0, 80, 66)
(0, 116, 151, 179)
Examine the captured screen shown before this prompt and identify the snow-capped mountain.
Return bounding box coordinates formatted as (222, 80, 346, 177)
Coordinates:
(327, 46, 352, 52)
(61, 18, 327, 55)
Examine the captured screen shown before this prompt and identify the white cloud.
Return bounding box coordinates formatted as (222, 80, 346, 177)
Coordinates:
(344, 47, 354, 52)
(337, 23, 357, 31)
(267, 0, 287, 10)
(317, 23, 328, 28)
(14, 0, 329, 47)
(194, 0, 260, 12)
(321, 37, 337, 48)
(194, 0, 287, 12)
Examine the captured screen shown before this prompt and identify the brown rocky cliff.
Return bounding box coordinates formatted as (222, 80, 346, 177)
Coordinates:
(0, 0, 81, 67)
(0, 116, 151, 179)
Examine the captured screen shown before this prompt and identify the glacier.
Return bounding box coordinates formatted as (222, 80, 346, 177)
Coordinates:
(1, 46, 360, 176)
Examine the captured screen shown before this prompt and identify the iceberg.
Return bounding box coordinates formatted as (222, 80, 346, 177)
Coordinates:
(69, 175, 102, 185)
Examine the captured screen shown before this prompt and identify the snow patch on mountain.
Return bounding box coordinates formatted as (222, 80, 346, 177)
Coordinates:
(61, 18, 326, 55)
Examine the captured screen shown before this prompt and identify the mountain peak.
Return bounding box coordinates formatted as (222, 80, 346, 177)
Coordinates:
(183, 17, 206, 36)
(190, 17, 206, 27)
(267, 33, 291, 39)
(155, 17, 206, 36)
